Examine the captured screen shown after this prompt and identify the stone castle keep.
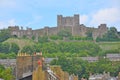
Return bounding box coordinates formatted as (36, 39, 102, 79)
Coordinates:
(8, 14, 108, 40)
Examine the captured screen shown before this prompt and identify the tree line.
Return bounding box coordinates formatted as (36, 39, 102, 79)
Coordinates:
(50, 56, 120, 79)
(96, 27, 120, 42)
(21, 41, 101, 57)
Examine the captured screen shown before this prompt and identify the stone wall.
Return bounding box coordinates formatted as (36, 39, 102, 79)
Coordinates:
(8, 14, 108, 40)
(93, 24, 108, 40)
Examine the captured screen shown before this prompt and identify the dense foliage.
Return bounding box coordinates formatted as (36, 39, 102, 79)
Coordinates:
(0, 29, 11, 42)
(38, 36, 49, 43)
(0, 53, 16, 59)
(0, 42, 19, 59)
(21, 45, 35, 54)
(21, 41, 101, 57)
(96, 27, 120, 42)
(0, 65, 14, 80)
(57, 30, 72, 37)
(0, 42, 19, 54)
(51, 56, 120, 79)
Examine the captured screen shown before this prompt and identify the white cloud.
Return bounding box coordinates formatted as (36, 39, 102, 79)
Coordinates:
(80, 15, 88, 24)
(90, 8, 120, 26)
(0, 19, 16, 29)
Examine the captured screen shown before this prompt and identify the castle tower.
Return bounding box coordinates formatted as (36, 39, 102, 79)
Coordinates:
(92, 24, 108, 40)
(57, 14, 79, 27)
(57, 14, 80, 35)
(73, 14, 79, 26)
(57, 15, 63, 27)
(72, 14, 80, 36)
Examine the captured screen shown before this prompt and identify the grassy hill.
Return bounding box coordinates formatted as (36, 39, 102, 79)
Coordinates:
(3, 38, 120, 54)
(3, 38, 35, 50)
(98, 42, 120, 52)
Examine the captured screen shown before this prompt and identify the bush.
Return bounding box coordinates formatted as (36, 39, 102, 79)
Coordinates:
(0, 29, 11, 42)
(21, 45, 35, 54)
(0, 53, 16, 59)
(96, 27, 120, 42)
(0, 43, 19, 54)
(38, 36, 49, 43)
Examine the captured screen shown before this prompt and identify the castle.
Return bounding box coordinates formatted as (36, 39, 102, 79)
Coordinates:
(8, 14, 108, 40)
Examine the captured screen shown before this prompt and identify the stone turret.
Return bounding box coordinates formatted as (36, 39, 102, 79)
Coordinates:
(57, 14, 80, 32)
(92, 24, 108, 40)
(57, 15, 63, 27)
(57, 14, 78, 26)
(73, 14, 79, 26)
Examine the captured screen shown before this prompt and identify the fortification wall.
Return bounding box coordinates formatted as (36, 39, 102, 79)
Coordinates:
(57, 14, 79, 32)
(48, 27, 58, 36)
(93, 24, 108, 40)
(8, 14, 108, 40)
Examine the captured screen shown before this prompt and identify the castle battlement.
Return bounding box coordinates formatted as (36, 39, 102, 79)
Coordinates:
(57, 14, 79, 27)
(8, 14, 108, 40)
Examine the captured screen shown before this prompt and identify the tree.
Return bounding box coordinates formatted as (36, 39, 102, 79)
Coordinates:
(21, 45, 35, 54)
(96, 27, 120, 42)
(10, 43, 20, 54)
(32, 36, 35, 40)
(50, 35, 63, 40)
(0, 42, 19, 54)
(50, 56, 89, 79)
(22, 35, 27, 39)
(38, 36, 49, 43)
(0, 43, 10, 54)
(51, 56, 120, 79)
(0, 29, 11, 42)
(0, 53, 16, 59)
(0, 65, 14, 80)
(57, 30, 72, 37)
(86, 31, 92, 38)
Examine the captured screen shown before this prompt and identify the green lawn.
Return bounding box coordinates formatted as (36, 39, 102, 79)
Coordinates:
(98, 42, 120, 51)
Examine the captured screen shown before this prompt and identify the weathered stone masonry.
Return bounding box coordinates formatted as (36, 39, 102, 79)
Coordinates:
(8, 14, 108, 40)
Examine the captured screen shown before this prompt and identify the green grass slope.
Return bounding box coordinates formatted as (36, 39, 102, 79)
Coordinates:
(98, 42, 120, 52)
(3, 38, 35, 50)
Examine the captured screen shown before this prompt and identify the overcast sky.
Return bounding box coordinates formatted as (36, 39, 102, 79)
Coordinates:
(0, 0, 120, 31)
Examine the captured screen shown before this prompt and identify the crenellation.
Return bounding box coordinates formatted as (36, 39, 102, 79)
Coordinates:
(64, 17, 73, 26)
(48, 27, 58, 36)
(8, 14, 108, 40)
(98, 24, 107, 29)
(16, 53, 43, 79)
(57, 15, 63, 27)
(92, 24, 108, 40)
(8, 26, 19, 31)
(73, 14, 79, 26)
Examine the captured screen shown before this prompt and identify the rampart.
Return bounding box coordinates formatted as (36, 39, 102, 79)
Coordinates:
(8, 14, 108, 40)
